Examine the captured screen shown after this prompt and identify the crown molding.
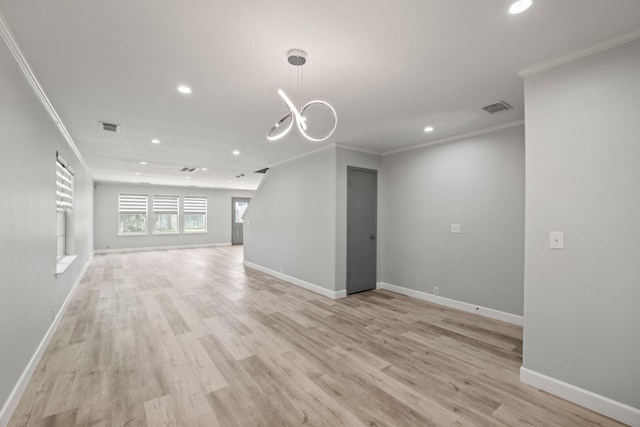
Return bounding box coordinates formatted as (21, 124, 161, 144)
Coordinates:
(0, 10, 91, 176)
(518, 27, 640, 78)
(335, 144, 382, 156)
(382, 120, 525, 156)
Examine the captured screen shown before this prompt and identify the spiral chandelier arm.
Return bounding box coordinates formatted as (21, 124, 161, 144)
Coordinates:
(266, 49, 337, 143)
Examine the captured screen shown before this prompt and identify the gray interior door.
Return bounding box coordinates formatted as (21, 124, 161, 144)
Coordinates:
(347, 167, 377, 295)
(232, 197, 250, 245)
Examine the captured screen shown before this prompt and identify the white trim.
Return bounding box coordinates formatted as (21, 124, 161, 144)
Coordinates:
(377, 282, 523, 326)
(267, 144, 335, 168)
(520, 367, 640, 426)
(242, 169, 269, 220)
(335, 144, 382, 156)
(518, 27, 640, 77)
(93, 242, 231, 254)
(0, 10, 91, 177)
(55, 254, 78, 276)
(382, 121, 525, 156)
(243, 260, 346, 300)
(0, 257, 92, 427)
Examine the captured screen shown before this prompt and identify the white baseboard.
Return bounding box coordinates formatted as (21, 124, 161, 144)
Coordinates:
(376, 282, 523, 326)
(243, 261, 346, 300)
(0, 258, 92, 427)
(93, 242, 232, 254)
(520, 367, 639, 426)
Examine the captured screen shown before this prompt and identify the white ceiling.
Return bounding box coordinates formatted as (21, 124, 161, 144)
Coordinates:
(1, 1, 639, 190)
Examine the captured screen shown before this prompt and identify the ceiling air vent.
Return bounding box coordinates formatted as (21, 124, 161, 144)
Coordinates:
(482, 100, 513, 114)
(180, 166, 199, 172)
(100, 121, 120, 132)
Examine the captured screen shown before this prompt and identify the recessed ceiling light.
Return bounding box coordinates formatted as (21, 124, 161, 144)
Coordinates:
(185, 176, 191, 179)
(227, 180, 232, 183)
(424, 126, 434, 132)
(140, 161, 147, 165)
(509, 0, 533, 14)
(151, 139, 160, 144)
(201, 167, 208, 171)
(134, 172, 141, 176)
(177, 85, 192, 94)
(233, 150, 240, 155)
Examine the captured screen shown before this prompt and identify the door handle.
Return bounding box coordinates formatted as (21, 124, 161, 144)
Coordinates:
(369, 234, 376, 239)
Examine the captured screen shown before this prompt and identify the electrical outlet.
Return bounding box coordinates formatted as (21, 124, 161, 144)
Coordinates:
(451, 224, 461, 234)
(433, 286, 439, 296)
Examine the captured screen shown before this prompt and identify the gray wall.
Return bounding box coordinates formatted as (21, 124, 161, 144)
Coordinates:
(335, 147, 381, 292)
(244, 148, 337, 291)
(0, 41, 94, 411)
(523, 40, 640, 408)
(94, 182, 253, 250)
(380, 126, 525, 315)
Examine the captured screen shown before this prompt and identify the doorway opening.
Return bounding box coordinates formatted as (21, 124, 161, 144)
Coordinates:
(232, 197, 250, 245)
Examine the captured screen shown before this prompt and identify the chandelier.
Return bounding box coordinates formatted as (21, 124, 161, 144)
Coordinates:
(267, 49, 337, 143)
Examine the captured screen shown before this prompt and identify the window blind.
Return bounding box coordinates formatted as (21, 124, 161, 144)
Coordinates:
(56, 154, 74, 210)
(118, 194, 148, 214)
(184, 197, 207, 214)
(153, 195, 179, 214)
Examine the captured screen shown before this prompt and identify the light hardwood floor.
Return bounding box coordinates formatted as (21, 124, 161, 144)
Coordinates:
(9, 246, 624, 426)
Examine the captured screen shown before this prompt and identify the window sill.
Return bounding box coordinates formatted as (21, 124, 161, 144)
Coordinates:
(183, 231, 208, 234)
(117, 233, 149, 237)
(56, 255, 78, 278)
(153, 232, 180, 235)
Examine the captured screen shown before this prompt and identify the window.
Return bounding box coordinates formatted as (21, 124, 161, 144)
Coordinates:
(153, 195, 179, 233)
(118, 194, 148, 234)
(184, 196, 207, 232)
(56, 153, 74, 260)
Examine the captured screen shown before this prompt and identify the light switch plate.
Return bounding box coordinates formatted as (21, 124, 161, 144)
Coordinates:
(451, 224, 461, 234)
(549, 231, 564, 249)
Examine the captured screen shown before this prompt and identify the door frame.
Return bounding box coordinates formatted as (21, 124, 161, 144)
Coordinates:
(231, 197, 251, 245)
(346, 166, 378, 295)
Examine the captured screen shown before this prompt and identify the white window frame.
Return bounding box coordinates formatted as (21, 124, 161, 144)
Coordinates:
(56, 153, 74, 260)
(183, 196, 207, 233)
(153, 195, 179, 234)
(118, 193, 148, 235)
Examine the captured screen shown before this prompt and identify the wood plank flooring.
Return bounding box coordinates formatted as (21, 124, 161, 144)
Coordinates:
(9, 246, 624, 426)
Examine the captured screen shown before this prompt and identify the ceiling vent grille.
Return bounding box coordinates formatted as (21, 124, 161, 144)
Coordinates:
(100, 121, 120, 132)
(482, 100, 513, 114)
(180, 166, 199, 172)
